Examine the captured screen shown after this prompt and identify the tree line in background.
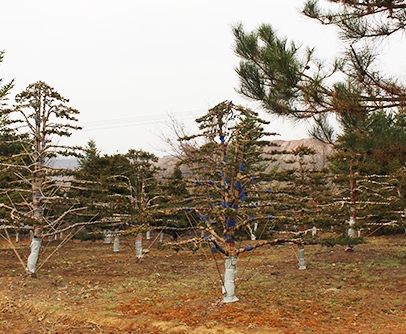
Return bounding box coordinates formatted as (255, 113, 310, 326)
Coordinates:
(0, 0, 405, 301)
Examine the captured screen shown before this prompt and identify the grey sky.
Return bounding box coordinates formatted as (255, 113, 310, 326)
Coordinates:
(1, 0, 340, 156)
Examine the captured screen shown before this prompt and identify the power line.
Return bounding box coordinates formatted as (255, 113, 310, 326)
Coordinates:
(78, 109, 205, 131)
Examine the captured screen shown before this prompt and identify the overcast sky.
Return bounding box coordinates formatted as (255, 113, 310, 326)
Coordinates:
(1, 0, 341, 157)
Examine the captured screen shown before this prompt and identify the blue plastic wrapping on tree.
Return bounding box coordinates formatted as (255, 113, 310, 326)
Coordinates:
(265, 189, 273, 194)
(226, 219, 236, 227)
(199, 213, 207, 222)
(221, 201, 239, 210)
(266, 215, 273, 219)
(224, 234, 235, 243)
(245, 245, 253, 252)
(248, 217, 254, 222)
(221, 201, 231, 208)
(207, 180, 214, 186)
(249, 203, 257, 208)
(234, 180, 246, 201)
(240, 190, 246, 202)
(239, 162, 244, 172)
(211, 242, 224, 253)
(220, 135, 225, 144)
(183, 207, 191, 211)
(195, 179, 201, 185)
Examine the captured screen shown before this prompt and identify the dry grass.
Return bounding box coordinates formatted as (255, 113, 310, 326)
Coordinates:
(1, 235, 406, 333)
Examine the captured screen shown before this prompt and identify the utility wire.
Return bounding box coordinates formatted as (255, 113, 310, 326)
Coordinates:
(78, 109, 205, 131)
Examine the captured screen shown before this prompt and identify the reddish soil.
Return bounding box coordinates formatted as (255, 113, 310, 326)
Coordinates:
(1, 234, 406, 333)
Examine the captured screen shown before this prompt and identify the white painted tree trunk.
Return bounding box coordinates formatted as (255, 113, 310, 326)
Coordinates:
(222, 256, 239, 303)
(113, 235, 120, 252)
(28, 139, 45, 277)
(135, 233, 143, 262)
(312, 226, 317, 236)
(26, 237, 42, 276)
(298, 248, 306, 270)
(348, 218, 355, 237)
(104, 230, 112, 244)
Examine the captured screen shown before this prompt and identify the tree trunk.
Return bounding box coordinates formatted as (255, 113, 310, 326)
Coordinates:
(135, 233, 143, 262)
(26, 120, 45, 276)
(348, 158, 358, 238)
(349, 159, 358, 223)
(222, 256, 239, 303)
(104, 230, 112, 243)
(298, 247, 306, 270)
(26, 226, 43, 277)
(26, 237, 42, 277)
(113, 234, 120, 252)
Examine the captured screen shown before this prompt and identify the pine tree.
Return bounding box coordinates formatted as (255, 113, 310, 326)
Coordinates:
(73, 149, 163, 234)
(0, 50, 13, 105)
(233, 1, 406, 119)
(328, 110, 406, 231)
(165, 100, 309, 302)
(78, 139, 99, 168)
(232, 1, 406, 235)
(269, 144, 334, 232)
(0, 81, 85, 276)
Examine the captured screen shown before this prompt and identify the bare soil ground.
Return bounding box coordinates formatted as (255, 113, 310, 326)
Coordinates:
(1, 234, 406, 333)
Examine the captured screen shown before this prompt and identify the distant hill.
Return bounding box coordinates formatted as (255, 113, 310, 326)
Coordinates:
(157, 138, 333, 176)
(48, 157, 79, 169)
(265, 138, 333, 171)
(48, 139, 333, 174)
